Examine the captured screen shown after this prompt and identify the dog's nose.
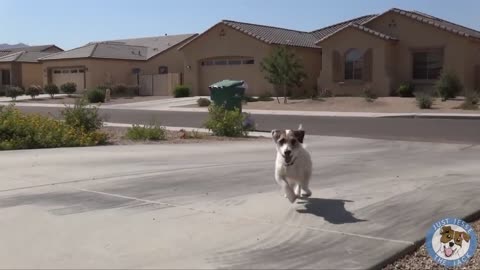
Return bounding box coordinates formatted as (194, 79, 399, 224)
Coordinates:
(449, 242, 454, 247)
(284, 150, 291, 156)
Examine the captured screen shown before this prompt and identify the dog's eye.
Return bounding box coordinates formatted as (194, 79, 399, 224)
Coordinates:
(278, 139, 286, 145)
(448, 234, 452, 238)
(290, 139, 297, 146)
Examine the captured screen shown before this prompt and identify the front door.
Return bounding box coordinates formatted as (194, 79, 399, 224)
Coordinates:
(1, 69, 10, 85)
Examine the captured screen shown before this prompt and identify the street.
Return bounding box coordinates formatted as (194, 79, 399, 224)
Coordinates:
(17, 106, 480, 144)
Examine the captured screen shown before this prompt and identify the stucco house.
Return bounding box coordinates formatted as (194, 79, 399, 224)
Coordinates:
(40, 34, 197, 92)
(0, 45, 63, 88)
(180, 8, 480, 96)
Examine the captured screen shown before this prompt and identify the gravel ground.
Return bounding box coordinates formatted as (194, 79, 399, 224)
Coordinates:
(239, 97, 478, 114)
(102, 127, 267, 145)
(14, 95, 170, 105)
(383, 220, 479, 270)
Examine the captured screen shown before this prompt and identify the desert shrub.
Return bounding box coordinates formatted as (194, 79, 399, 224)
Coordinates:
(319, 89, 334, 98)
(436, 70, 463, 101)
(458, 91, 479, 110)
(44, 84, 59, 99)
(204, 105, 248, 137)
(416, 93, 434, 109)
(197, 98, 211, 107)
(5, 86, 25, 101)
(111, 84, 128, 96)
(397, 83, 415, 97)
(61, 98, 103, 132)
(0, 105, 107, 150)
(173, 85, 190, 98)
(87, 88, 106, 103)
(60, 82, 77, 96)
(126, 123, 167, 141)
(25, 85, 42, 99)
(362, 88, 378, 102)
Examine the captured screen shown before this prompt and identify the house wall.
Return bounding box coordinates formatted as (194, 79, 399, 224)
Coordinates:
(181, 24, 273, 96)
(290, 46, 323, 95)
(41, 58, 140, 89)
(366, 12, 480, 92)
(21, 63, 43, 87)
(142, 38, 194, 76)
(0, 63, 12, 85)
(318, 27, 393, 96)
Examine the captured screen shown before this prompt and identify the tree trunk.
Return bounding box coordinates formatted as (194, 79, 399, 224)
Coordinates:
(283, 83, 288, 104)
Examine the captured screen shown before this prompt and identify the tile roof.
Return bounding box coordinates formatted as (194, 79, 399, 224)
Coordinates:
(0, 51, 59, 63)
(221, 20, 320, 48)
(387, 8, 480, 39)
(0, 44, 61, 58)
(316, 23, 398, 43)
(41, 34, 197, 61)
(311, 15, 378, 40)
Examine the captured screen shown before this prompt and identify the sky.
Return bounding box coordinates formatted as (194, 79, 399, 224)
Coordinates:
(1, 0, 479, 50)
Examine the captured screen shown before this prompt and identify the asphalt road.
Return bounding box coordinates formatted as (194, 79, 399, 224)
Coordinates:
(17, 106, 480, 144)
(2, 136, 480, 269)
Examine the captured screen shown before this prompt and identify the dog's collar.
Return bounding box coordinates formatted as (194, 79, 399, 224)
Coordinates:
(283, 156, 296, 167)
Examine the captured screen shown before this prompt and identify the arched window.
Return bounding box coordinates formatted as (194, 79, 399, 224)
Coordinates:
(345, 49, 363, 80)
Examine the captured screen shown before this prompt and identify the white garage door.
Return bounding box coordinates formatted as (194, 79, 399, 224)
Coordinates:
(199, 57, 256, 95)
(52, 68, 85, 91)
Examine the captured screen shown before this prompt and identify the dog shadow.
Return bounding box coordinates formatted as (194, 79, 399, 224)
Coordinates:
(296, 198, 366, 225)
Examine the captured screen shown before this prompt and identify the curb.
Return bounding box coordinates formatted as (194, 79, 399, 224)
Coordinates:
(103, 122, 272, 138)
(380, 113, 480, 120)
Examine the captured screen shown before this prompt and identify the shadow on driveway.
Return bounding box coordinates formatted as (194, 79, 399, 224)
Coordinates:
(296, 198, 366, 224)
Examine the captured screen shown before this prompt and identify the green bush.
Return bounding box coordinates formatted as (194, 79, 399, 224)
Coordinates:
(0, 86, 6, 96)
(174, 85, 190, 98)
(397, 83, 415, 97)
(60, 82, 77, 96)
(87, 88, 106, 103)
(204, 105, 248, 137)
(197, 98, 211, 107)
(458, 91, 479, 110)
(416, 93, 434, 109)
(25, 85, 42, 99)
(61, 98, 103, 132)
(44, 84, 59, 99)
(5, 86, 25, 101)
(126, 123, 167, 141)
(363, 88, 378, 102)
(0, 105, 107, 150)
(436, 70, 463, 101)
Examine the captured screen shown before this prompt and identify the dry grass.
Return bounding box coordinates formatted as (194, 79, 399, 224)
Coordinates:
(241, 97, 478, 114)
(102, 127, 266, 145)
(383, 220, 479, 270)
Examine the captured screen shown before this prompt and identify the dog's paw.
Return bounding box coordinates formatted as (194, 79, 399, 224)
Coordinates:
(301, 191, 312, 198)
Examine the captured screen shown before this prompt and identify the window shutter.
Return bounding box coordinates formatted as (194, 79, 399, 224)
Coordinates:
(332, 50, 342, 82)
(363, 48, 373, 82)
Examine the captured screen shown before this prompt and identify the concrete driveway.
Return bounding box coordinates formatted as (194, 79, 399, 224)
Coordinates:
(1, 136, 479, 269)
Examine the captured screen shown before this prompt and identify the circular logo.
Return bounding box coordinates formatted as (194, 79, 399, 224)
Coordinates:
(426, 217, 477, 268)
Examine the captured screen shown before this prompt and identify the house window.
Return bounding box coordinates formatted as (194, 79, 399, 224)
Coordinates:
(62, 70, 69, 74)
(214, 59, 227, 65)
(158, 66, 168, 74)
(243, 59, 255, 65)
(71, 69, 78, 73)
(412, 50, 443, 80)
(228, 59, 241, 65)
(79, 69, 85, 73)
(53, 70, 61, 74)
(344, 49, 363, 80)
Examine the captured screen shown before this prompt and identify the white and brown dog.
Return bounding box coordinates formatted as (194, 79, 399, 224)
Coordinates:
(271, 125, 312, 203)
(436, 226, 471, 259)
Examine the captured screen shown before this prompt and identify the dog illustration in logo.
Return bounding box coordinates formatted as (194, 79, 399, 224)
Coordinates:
(437, 226, 471, 259)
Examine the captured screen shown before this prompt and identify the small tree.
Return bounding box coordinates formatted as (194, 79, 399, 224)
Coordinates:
(44, 84, 59, 99)
(260, 46, 307, 104)
(25, 85, 42, 99)
(5, 86, 24, 101)
(60, 82, 77, 96)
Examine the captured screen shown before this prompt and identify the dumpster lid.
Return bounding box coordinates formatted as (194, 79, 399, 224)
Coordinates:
(209, 80, 245, 89)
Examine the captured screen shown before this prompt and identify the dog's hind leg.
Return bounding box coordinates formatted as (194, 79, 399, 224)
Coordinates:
(300, 174, 312, 198)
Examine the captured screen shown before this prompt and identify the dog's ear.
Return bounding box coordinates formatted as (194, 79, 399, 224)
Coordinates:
(440, 226, 451, 235)
(271, 130, 282, 141)
(461, 232, 471, 242)
(293, 130, 305, 143)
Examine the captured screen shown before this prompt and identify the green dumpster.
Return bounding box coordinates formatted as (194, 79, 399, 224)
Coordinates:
(209, 80, 246, 111)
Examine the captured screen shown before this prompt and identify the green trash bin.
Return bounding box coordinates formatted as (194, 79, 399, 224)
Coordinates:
(209, 80, 246, 111)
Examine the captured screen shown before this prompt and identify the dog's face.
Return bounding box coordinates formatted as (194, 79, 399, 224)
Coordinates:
(440, 226, 471, 258)
(271, 129, 305, 165)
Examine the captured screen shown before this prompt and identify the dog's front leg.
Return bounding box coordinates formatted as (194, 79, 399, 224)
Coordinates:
(275, 173, 297, 203)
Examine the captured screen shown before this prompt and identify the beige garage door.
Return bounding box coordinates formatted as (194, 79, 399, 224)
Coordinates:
(199, 57, 257, 95)
(52, 68, 85, 90)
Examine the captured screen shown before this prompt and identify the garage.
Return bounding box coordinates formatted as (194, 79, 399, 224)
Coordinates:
(198, 57, 257, 95)
(51, 67, 85, 90)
